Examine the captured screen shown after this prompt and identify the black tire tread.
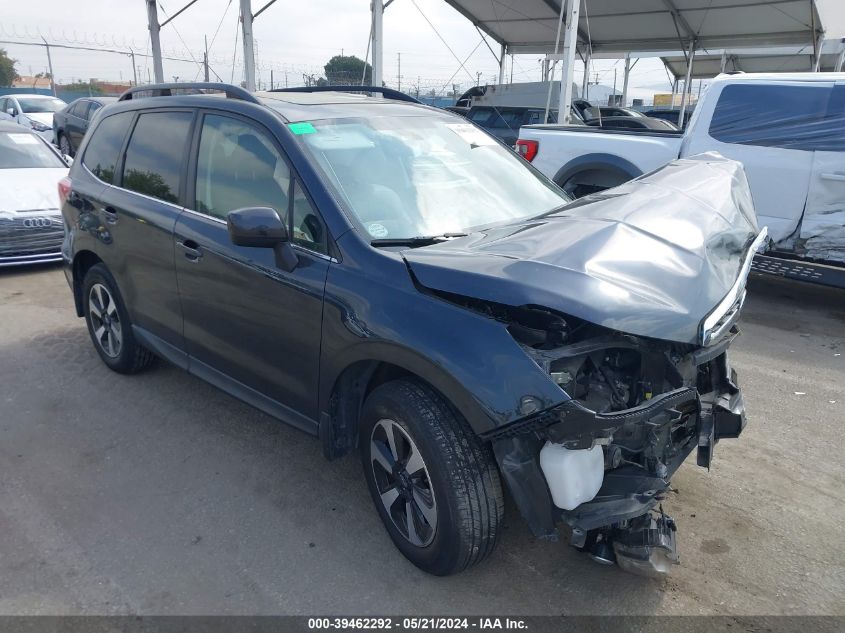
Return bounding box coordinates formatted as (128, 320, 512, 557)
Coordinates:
(371, 378, 504, 574)
(83, 264, 155, 374)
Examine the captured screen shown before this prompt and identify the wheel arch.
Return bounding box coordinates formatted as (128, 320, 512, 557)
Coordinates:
(553, 153, 642, 192)
(71, 250, 104, 317)
(319, 349, 486, 461)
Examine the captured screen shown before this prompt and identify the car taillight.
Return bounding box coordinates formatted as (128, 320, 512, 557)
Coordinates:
(515, 139, 539, 162)
(58, 176, 72, 207)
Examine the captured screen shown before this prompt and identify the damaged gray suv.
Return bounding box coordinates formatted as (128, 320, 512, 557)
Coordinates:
(62, 84, 764, 577)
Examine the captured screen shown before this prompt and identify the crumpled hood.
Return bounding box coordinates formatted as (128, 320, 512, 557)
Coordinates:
(403, 154, 762, 344)
(0, 168, 68, 215)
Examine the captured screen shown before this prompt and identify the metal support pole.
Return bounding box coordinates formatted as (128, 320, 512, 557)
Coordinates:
(41, 38, 56, 96)
(557, 0, 580, 123)
(240, 0, 256, 91)
(581, 49, 590, 101)
(204, 35, 210, 82)
(498, 43, 507, 85)
(813, 31, 825, 72)
(371, 0, 384, 87)
(670, 77, 678, 107)
(146, 0, 164, 83)
(621, 53, 630, 107)
(678, 40, 695, 128)
(720, 49, 728, 73)
(836, 39, 845, 72)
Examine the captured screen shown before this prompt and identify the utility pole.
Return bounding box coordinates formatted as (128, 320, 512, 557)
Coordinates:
(476, 71, 482, 86)
(371, 0, 384, 87)
(397, 52, 401, 91)
(146, 0, 164, 83)
(41, 38, 56, 96)
(270, 69, 274, 89)
(129, 50, 138, 85)
(204, 35, 210, 82)
(240, 0, 256, 91)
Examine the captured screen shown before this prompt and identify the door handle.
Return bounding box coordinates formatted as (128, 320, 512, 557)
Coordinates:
(820, 172, 845, 182)
(177, 239, 203, 261)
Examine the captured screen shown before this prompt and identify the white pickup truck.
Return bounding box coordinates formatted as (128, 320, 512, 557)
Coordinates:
(517, 73, 845, 279)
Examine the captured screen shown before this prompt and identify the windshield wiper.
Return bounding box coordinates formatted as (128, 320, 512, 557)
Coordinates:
(371, 233, 468, 247)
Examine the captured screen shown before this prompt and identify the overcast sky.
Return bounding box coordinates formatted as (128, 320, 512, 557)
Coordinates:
(3, 1, 719, 102)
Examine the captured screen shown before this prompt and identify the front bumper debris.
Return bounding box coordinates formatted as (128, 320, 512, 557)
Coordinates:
(485, 337, 745, 576)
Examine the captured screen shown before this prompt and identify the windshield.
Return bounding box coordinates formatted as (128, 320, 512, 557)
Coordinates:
(18, 97, 65, 113)
(0, 132, 65, 168)
(293, 114, 569, 241)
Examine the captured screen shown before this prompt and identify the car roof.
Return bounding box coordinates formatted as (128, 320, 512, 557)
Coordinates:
(73, 96, 118, 104)
(254, 90, 442, 122)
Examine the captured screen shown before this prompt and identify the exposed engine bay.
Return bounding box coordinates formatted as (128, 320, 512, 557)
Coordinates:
(443, 295, 745, 577)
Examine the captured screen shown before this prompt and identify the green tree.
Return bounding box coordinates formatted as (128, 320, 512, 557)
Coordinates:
(0, 48, 20, 87)
(323, 55, 372, 85)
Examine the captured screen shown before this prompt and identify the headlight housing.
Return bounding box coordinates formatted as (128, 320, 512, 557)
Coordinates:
(29, 120, 51, 132)
(699, 228, 768, 346)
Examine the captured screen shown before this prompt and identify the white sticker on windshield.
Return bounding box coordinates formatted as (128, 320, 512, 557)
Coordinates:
(446, 123, 496, 147)
(8, 133, 39, 145)
(367, 222, 389, 238)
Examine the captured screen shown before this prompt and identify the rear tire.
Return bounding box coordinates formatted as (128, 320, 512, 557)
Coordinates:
(360, 378, 504, 576)
(82, 264, 154, 374)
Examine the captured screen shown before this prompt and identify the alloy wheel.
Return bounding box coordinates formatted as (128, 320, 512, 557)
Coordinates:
(88, 283, 123, 358)
(370, 418, 438, 547)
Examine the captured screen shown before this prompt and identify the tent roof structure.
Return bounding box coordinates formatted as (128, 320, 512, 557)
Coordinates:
(442, 1, 842, 55)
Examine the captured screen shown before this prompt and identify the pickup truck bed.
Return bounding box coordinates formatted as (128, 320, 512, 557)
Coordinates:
(521, 125, 684, 197)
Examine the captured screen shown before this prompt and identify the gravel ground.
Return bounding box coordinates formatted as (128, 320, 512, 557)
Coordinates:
(0, 265, 842, 615)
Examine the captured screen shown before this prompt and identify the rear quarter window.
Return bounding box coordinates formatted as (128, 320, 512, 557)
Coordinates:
(81, 111, 134, 183)
(708, 83, 833, 151)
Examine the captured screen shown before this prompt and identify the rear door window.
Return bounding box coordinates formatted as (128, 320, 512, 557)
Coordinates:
(69, 100, 88, 118)
(708, 83, 833, 150)
(468, 108, 493, 125)
(121, 111, 193, 204)
(81, 111, 134, 183)
(489, 108, 523, 130)
(86, 102, 102, 120)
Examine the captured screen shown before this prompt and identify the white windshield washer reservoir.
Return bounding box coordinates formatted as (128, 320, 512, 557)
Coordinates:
(539, 442, 604, 510)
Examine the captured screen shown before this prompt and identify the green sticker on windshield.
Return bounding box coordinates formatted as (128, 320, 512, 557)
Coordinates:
(288, 122, 316, 135)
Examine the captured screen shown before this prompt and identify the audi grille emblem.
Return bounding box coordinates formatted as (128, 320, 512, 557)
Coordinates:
(23, 218, 53, 228)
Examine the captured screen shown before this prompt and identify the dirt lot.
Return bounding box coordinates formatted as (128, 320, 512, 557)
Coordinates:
(0, 265, 843, 615)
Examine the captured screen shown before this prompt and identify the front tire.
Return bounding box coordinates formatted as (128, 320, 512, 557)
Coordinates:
(82, 264, 154, 374)
(360, 379, 504, 576)
(58, 133, 73, 157)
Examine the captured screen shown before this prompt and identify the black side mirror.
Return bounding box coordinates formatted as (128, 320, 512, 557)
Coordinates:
(227, 206, 298, 272)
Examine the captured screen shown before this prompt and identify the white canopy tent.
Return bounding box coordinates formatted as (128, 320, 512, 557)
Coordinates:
(661, 41, 845, 79)
(369, 1, 843, 124)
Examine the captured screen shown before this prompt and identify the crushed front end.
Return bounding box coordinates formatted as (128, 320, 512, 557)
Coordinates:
(484, 310, 746, 577)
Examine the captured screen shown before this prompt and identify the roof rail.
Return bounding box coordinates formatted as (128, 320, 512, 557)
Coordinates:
(267, 85, 422, 104)
(118, 82, 260, 103)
